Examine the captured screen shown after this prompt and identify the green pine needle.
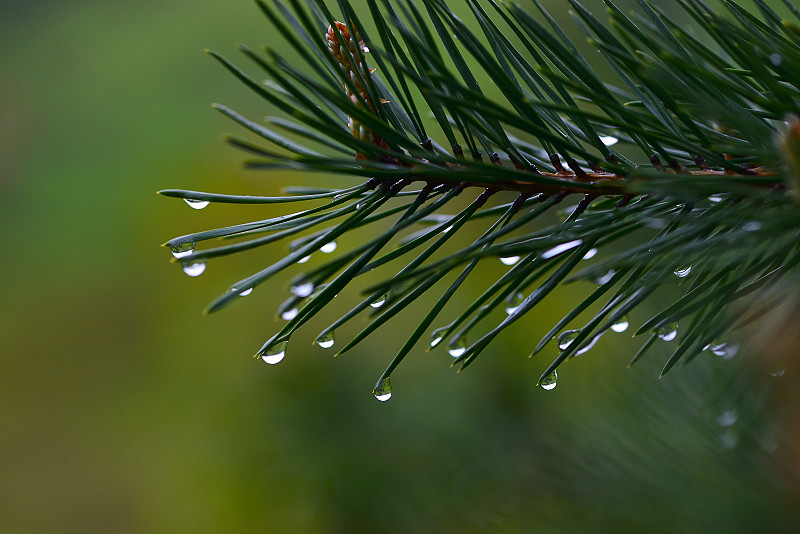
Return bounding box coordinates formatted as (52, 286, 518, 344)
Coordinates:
(163, 0, 800, 399)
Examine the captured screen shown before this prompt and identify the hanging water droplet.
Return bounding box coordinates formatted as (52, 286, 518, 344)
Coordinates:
(582, 248, 598, 260)
(239, 287, 253, 296)
(370, 294, 387, 308)
(430, 327, 447, 348)
(716, 410, 738, 427)
(575, 335, 601, 356)
(708, 342, 737, 359)
(674, 266, 692, 278)
(558, 330, 580, 350)
(505, 292, 524, 315)
(184, 198, 210, 210)
(448, 339, 467, 358)
(260, 341, 287, 365)
(541, 239, 583, 260)
(182, 263, 206, 277)
(540, 370, 557, 390)
(611, 316, 629, 333)
(290, 282, 314, 298)
(316, 331, 335, 349)
(280, 308, 298, 321)
(769, 53, 782, 66)
(297, 255, 311, 264)
(500, 256, 520, 266)
(595, 269, 615, 285)
(656, 322, 678, 342)
(599, 135, 618, 146)
(169, 242, 195, 259)
(373, 377, 392, 401)
(742, 221, 761, 232)
(320, 241, 337, 254)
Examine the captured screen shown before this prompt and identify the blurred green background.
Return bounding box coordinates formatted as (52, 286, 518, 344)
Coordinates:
(2, 0, 799, 532)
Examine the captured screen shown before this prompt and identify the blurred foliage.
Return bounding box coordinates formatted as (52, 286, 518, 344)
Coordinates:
(1, 0, 798, 532)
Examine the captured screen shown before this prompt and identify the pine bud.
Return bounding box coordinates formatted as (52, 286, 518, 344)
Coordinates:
(327, 21, 388, 157)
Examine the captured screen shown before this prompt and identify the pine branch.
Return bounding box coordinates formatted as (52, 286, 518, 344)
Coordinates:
(161, 0, 800, 400)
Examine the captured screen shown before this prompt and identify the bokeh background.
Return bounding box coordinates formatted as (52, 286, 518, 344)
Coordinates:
(2, 0, 799, 532)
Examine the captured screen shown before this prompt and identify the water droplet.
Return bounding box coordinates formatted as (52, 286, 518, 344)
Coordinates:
(708, 342, 737, 359)
(316, 331, 335, 349)
(708, 195, 723, 203)
(575, 335, 601, 356)
(716, 409, 738, 427)
(182, 263, 206, 277)
(742, 221, 761, 232)
(184, 198, 210, 210)
(611, 316, 629, 333)
(320, 241, 337, 253)
(238, 287, 253, 296)
(370, 294, 387, 308)
(430, 327, 447, 348)
(169, 242, 195, 259)
(373, 377, 392, 401)
(599, 135, 618, 146)
(291, 282, 314, 298)
(500, 256, 520, 266)
(540, 370, 557, 390)
(448, 339, 467, 358)
(558, 330, 579, 350)
(582, 248, 598, 260)
(770, 369, 786, 377)
(674, 266, 692, 278)
(656, 322, 678, 342)
(280, 308, 298, 321)
(541, 239, 583, 260)
(260, 341, 287, 365)
(770, 53, 782, 66)
(297, 255, 311, 264)
(595, 269, 615, 285)
(504, 292, 524, 315)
